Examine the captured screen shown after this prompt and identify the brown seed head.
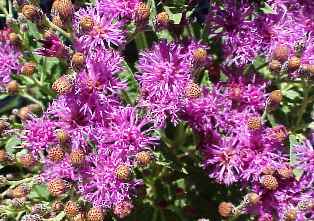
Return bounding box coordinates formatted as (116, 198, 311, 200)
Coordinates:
(64, 200, 80, 217)
(87, 207, 104, 221)
(52, 0, 73, 18)
(48, 146, 65, 162)
(261, 175, 278, 190)
(47, 178, 67, 197)
(269, 90, 283, 104)
(136, 151, 152, 166)
(135, 3, 150, 23)
(247, 116, 262, 130)
(19, 153, 36, 168)
(6, 80, 18, 94)
(218, 202, 234, 218)
(70, 149, 85, 166)
(185, 82, 201, 99)
(273, 44, 289, 62)
(116, 164, 131, 181)
(21, 62, 36, 76)
(269, 59, 282, 72)
(288, 56, 301, 71)
(52, 75, 73, 94)
(80, 16, 94, 32)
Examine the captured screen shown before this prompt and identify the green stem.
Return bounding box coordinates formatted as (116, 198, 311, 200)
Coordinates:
(295, 80, 311, 130)
(0, 5, 8, 16)
(21, 93, 44, 109)
(45, 17, 71, 39)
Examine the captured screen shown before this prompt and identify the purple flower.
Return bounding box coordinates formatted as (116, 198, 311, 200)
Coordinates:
(136, 41, 191, 127)
(0, 42, 21, 85)
(73, 7, 126, 52)
(36, 35, 69, 58)
(203, 137, 242, 185)
(96, 0, 140, 19)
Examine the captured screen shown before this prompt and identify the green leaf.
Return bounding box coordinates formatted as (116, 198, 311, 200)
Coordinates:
(5, 136, 21, 154)
(283, 90, 300, 100)
(29, 184, 50, 201)
(261, 3, 274, 14)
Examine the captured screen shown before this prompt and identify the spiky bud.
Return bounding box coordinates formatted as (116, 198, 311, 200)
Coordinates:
(218, 202, 234, 218)
(269, 90, 283, 104)
(52, 75, 73, 94)
(13, 184, 30, 198)
(284, 208, 297, 221)
(52, 16, 64, 29)
(116, 164, 132, 181)
(52, 0, 73, 18)
(80, 16, 94, 32)
(260, 175, 278, 190)
(19, 153, 36, 168)
(247, 116, 262, 130)
(47, 146, 65, 162)
(113, 201, 134, 219)
(70, 149, 85, 166)
(156, 12, 169, 28)
(64, 201, 80, 217)
(87, 207, 104, 221)
(52, 201, 64, 212)
(22, 4, 42, 22)
(136, 151, 152, 166)
(21, 62, 36, 76)
(6, 80, 18, 94)
(269, 59, 281, 72)
(134, 3, 150, 24)
(47, 178, 67, 196)
(55, 129, 70, 144)
(71, 52, 85, 71)
(273, 44, 289, 62)
(185, 82, 201, 99)
(288, 56, 301, 71)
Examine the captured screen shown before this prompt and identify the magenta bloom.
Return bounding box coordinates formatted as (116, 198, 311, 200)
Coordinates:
(0, 42, 21, 85)
(73, 7, 126, 51)
(137, 41, 191, 127)
(96, 0, 139, 19)
(36, 35, 69, 58)
(203, 137, 242, 185)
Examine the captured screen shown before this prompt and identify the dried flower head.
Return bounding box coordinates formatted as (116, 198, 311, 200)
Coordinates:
(9, 33, 20, 45)
(52, 0, 73, 18)
(13, 185, 30, 198)
(52, 75, 73, 94)
(19, 153, 36, 168)
(79, 16, 94, 32)
(71, 52, 85, 71)
(288, 56, 301, 71)
(134, 3, 150, 24)
(156, 12, 169, 28)
(21, 62, 36, 76)
(113, 201, 134, 219)
(136, 151, 152, 166)
(64, 201, 80, 217)
(277, 165, 293, 179)
(52, 16, 64, 29)
(70, 149, 85, 166)
(47, 178, 67, 196)
(22, 4, 42, 22)
(273, 44, 289, 62)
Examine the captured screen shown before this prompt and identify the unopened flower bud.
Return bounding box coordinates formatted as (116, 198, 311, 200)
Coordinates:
(64, 200, 80, 217)
(52, 16, 64, 29)
(273, 44, 289, 62)
(246, 192, 260, 205)
(247, 116, 262, 130)
(22, 4, 42, 22)
(116, 165, 132, 181)
(21, 62, 36, 76)
(113, 201, 134, 219)
(80, 16, 94, 32)
(218, 202, 234, 218)
(284, 208, 297, 221)
(6, 80, 18, 94)
(269, 90, 282, 104)
(9, 33, 20, 45)
(0, 149, 8, 162)
(288, 56, 301, 71)
(48, 146, 65, 162)
(193, 48, 207, 63)
(156, 12, 170, 28)
(260, 175, 278, 190)
(19, 153, 36, 168)
(71, 52, 85, 71)
(136, 151, 152, 166)
(51, 0, 73, 18)
(70, 149, 85, 166)
(185, 82, 201, 99)
(13, 184, 30, 198)
(55, 129, 70, 144)
(269, 59, 281, 72)
(52, 75, 73, 94)
(277, 165, 293, 179)
(135, 3, 150, 24)
(87, 207, 104, 221)
(47, 178, 67, 197)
